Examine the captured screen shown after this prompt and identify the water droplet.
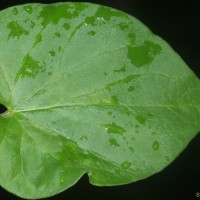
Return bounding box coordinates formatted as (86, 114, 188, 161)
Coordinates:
(110, 96, 118, 105)
(129, 147, 135, 152)
(85, 16, 96, 26)
(55, 32, 61, 37)
(127, 86, 135, 92)
(135, 115, 146, 125)
(148, 113, 153, 117)
(84, 6, 122, 26)
(126, 112, 131, 116)
(33, 33, 42, 47)
(12, 8, 18, 15)
(135, 124, 139, 128)
(49, 51, 56, 57)
(7, 21, 29, 40)
(121, 161, 131, 169)
(109, 138, 120, 147)
(80, 136, 87, 141)
(63, 23, 70, 30)
(96, 16, 105, 22)
(60, 177, 64, 183)
(108, 112, 112, 116)
(104, 72, 108, 76)
(127, 41, 162, 67)
(165, 156, 170, 161)
(103, 122, 126, 135)
(122, 75, 140, 83)
(30, 20, 35, 28)
(152, 141, 160, 151)
(114, 66, 126, 73)
(105, 74, 140, 91)
(128, 33, 136, 45)
(59, 171, 68, 184)
(15, 54, 46, 80)
(23, 5, 33, 14)
(58, 46, 62, 52)
(38, 4, 87, 28)
(118, 22, 129, 30)
(88, 31, 96, 36)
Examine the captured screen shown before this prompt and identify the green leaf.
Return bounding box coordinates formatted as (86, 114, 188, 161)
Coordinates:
(0, 2, 200, 199)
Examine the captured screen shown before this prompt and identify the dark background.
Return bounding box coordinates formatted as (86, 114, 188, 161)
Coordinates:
(0, 0, 199, 199)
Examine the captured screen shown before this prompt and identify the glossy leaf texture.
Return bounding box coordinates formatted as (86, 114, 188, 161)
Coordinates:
(0, 2, 200, 199)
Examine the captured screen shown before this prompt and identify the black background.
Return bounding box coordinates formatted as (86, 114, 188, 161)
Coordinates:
(0, 0, 200, 199)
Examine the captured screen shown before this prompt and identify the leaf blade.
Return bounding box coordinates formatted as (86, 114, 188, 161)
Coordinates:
(0, 2, 200, 199)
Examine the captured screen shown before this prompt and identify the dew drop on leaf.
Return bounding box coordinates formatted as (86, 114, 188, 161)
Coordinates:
(80, 136, 87, 141)
(165, 156, 170, 161)
(118, 22, 129, 30)
(23, 5, 33, 14)
(126, 111, 131, 116)
(33, 33, 43, 46)
(55, 32, 61, 37)
(127, 86, 135, 92)
(38, 4, 87, 28)
(122, 74, 140, 84)
(135, 124, 139, 128)
(129, 147, 135, 152)
(7, 21, 29, 39)
(152, 141, 160, 151)
(58, 46, 62, 52)
(63, 23, 70, 30)
(110, 96, 118, 105)
(60, 177, 64, 184)
(12, 7, 18, 15)
(15, 54, 46, 79)
(121, 161, 131, 169)
(49, 51, 56, 57)
(128, 33, 136, 45)
(103, 122, 126, 135)
(109, 138, 120, 147)
(30, 20, 35, 28)
(108, 111, 112, 116)
(88, 31, 96, 36)
(59, 171, 68, 184)
(135, 115, 146, 125)
(113, 66, 126, 74)
(127, 41, 162, 67)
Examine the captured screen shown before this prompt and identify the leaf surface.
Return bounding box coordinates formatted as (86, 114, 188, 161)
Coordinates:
(0, 3, 200, 199)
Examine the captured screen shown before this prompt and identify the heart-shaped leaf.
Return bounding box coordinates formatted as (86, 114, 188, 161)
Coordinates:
(0, 2, 200, 199)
